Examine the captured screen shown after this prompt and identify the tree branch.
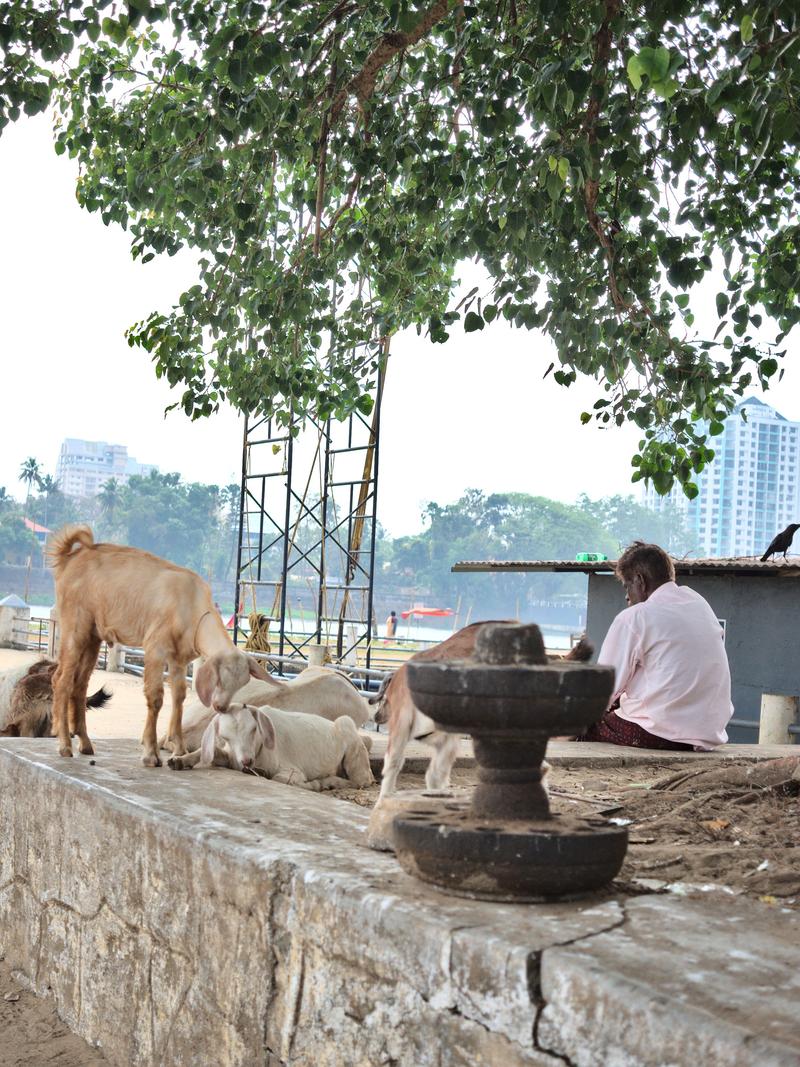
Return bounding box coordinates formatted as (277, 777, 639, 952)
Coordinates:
(329, 0, 452, 124)
(582, 0, 627, 312)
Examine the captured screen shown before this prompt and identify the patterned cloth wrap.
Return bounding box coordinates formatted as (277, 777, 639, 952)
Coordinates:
(577, 702, 695, 751)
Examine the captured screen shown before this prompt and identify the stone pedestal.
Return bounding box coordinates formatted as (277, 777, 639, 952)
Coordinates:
(759, 693, 798, 745)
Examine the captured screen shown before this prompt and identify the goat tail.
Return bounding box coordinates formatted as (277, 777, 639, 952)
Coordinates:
(47, 525, 94, 574)
(87, 686, 112, 710)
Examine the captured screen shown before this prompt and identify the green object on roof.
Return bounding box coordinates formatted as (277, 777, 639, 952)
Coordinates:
(575, 552, 609, 562)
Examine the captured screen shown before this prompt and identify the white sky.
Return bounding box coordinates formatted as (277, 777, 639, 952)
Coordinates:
(1, 114, 798, 537)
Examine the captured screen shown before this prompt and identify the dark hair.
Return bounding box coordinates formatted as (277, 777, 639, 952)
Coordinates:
(615, 541, 675, 588)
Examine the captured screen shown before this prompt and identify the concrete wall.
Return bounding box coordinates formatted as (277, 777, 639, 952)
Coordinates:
(586, 573, 800, 741)
(0, 604, 31, 649)
(2, 740, 799, 1066)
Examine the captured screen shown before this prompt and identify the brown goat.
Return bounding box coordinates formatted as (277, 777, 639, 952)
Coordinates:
(370, 623, 593, 800)
(48, 526, 269, 765)
(0, 658, 110, 738)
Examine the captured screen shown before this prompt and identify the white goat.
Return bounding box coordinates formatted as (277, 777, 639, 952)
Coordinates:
(168, 703, 374, 791)
(170, 666, 371, 753)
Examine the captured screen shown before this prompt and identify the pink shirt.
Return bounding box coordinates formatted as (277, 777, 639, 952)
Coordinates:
(597, 581, 733, 749)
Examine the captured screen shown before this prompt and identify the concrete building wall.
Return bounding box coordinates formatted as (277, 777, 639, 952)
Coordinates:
(643, 397, 800, 558)
(2, 739, 799, 1067)
(585, 572, 800, 742)
(56, 438, 158, 499)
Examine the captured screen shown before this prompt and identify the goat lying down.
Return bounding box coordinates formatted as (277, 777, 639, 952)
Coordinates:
(168, 703, 374, 791)
(0, 658, 110, 738)
(165, 666, 371, 753)
(371, 623, 593, 801)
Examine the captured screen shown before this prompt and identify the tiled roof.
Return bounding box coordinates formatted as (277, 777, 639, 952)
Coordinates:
(452, 557, 800, 577)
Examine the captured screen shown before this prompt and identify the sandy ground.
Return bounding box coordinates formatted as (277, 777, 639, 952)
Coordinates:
(0, 957, 106, 1066)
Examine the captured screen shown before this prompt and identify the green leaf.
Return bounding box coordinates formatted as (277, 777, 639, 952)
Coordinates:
(741, 15, 754, 43)
(228, 55, 248, 88)
(760, 358, 778, 378)
(464, 311, 484, 333)
(652, 47, 671, 81)
(627, 55, 644, 91)
(557, 156, 569, 181)
(652, 77, 678, 100)
(675, 294, 690, 309)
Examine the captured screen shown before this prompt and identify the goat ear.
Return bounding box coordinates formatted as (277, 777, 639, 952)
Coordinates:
(251, 708, 276, 750)
(200, 716, 220, 767)
(195, 659, 218, 707)
(248, 657, 270, 682)
(343, 736, 374, 788)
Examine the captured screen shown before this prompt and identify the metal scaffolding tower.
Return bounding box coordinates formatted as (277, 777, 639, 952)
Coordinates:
(234, 369, 383, 671)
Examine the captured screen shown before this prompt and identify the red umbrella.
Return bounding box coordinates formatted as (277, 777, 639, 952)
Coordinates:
(400, 607, 454, 619)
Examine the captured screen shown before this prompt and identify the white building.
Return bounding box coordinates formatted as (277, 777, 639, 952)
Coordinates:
(56, 439, 158, 499)
(642, 397, 800, 558)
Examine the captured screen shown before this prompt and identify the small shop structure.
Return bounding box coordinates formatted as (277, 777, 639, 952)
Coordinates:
(452, 557, 800, 743)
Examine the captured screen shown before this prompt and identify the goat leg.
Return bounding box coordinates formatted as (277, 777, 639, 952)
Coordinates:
(424, 733, 460, 791)
(312, 775, 352, 790)
(141, 656, 166, 767)
(168, 745, 232, 771)
(377, 720, 414, 801)
(51, 662, 74, 757)
(70, 635, 100, 755)
(166, 659, 188, 757)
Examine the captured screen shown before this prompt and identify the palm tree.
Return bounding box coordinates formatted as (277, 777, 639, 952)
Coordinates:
(98, 478, 121, 530)
(38, 474, 59, 531)
(18, 457, 42, 520)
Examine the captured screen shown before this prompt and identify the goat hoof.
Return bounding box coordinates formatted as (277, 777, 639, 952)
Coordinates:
(142, 753, 162, 768)
(167, 757, 190, 771)
(79, 741, 95, 756)
(59, 746, 73, 758)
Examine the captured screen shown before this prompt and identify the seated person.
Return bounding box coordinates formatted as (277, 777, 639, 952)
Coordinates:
(579, 541, 733, 751)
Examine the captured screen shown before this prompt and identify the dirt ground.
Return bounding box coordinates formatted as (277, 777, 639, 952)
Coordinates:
(0, 957, 106, 1066)
(331, 758, 800, 908)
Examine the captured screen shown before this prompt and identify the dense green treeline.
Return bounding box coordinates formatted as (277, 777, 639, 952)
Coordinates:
(0, 465, 687, 618)
(0, 466, 240, 583)
(375, 489, 689, 617)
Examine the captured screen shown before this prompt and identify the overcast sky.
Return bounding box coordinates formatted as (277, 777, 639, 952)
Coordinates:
(1, 114, 798, 537)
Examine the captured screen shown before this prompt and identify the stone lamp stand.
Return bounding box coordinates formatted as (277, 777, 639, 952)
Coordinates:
(392, 622, 629, 902)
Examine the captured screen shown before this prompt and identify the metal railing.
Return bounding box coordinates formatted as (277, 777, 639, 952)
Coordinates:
(723, 717, 799, 738)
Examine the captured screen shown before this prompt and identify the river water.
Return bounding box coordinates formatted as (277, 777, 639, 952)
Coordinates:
(28, 606, 574, 650)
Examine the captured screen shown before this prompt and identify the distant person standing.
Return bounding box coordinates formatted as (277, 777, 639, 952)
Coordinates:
(385, 610, 398, 639)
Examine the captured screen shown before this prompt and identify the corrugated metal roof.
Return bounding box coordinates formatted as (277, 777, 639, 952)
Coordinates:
(452, 557, 800, 577)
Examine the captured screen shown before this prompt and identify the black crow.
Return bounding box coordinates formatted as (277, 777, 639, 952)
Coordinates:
(760, 523, 800, 561)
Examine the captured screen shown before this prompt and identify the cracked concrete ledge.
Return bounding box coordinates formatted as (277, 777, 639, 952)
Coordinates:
(367, 736, 798, 775)
(0, 739, 798, 1067)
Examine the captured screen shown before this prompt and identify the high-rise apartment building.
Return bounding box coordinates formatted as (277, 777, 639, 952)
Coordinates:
(56, 439, 158, 499)
(642, 397, 800, 558)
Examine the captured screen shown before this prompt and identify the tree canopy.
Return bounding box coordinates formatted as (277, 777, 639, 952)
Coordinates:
(2, 1, 798, 494)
